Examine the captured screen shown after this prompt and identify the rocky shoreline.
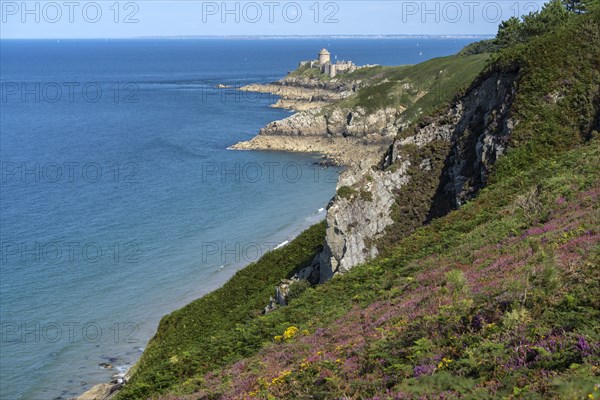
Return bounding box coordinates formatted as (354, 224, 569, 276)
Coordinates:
(230, 134, 389, 166)
(71, 370, 129, 400)
(72, 383, 118, 400)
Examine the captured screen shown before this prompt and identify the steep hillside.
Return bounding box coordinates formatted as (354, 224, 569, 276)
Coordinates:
(112, 5, 600, 400)
(318, 64, 519, 280)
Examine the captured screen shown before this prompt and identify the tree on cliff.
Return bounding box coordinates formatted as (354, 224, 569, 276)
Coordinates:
(496, 17, 523, 48)
(561, 0, 600, 13)
(495, 0, 573, 48)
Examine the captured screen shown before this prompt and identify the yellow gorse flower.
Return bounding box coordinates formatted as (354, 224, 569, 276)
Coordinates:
(437, 357, 453, 369)
(271, 369, 292, 385)
(283, 326, 299, 340)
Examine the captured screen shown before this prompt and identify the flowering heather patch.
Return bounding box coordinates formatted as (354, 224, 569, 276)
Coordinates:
(413, 364, 436, 377)
(576, 336, 593, 358)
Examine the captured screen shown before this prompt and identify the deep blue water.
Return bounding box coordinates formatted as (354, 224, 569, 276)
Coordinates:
(0, 38, 475, 399)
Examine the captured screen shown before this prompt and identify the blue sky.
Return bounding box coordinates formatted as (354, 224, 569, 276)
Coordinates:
(1, 1, 547, 39)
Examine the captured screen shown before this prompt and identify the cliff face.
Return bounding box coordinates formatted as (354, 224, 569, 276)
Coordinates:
(317, 160, 412, 281)
(233, 73, 402, 165)
(318, 66, 519, 281)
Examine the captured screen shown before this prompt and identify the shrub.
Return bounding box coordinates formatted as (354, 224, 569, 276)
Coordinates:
(287, 279, 311, 302)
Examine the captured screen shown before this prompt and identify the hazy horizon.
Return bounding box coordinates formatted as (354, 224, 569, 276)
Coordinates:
(1, 0, 546, 39)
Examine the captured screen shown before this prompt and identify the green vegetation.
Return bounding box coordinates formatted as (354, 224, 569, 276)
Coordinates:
(337, 53, 489, 120)
(117, 223, 325, 399)
(489, 3, 600, 177)
(336, 184, 373, 202)
(119, 3, 600, 399)
(496, 0, 574, 48)
(360, 189, 373, 202)
(457, 39, 499, 56)
(335, 65, 388, 82)
(287, 63, 388, 83)
(287, 63, 332, 81)
(459, 0, 597, 56)
(380, 140, 452, 252)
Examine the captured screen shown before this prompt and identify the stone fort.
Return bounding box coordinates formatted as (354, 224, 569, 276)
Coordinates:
(299, 48, 375, 78)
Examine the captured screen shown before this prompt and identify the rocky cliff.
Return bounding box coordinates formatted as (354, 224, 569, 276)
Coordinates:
(318, 65, 519, 281)
(233, 71, 401, 165)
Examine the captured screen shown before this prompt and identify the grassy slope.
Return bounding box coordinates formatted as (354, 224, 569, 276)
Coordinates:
(347, 53, 489, 119)
(117, 224, 325, 398)
(287, 63, 333, 81)
(121, 10, 600, 400)
(289, 54, 489, 127)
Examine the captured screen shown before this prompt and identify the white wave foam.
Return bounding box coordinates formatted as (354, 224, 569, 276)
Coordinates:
(275, 240, 289, 249)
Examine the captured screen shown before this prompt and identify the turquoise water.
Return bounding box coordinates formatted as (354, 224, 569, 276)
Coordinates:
(0, 38, 476, 399)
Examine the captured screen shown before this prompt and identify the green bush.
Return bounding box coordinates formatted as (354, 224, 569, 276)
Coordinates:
(337, 185, 357, 200)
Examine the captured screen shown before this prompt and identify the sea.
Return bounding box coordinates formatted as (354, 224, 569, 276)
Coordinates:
(0, 37, 477, 399)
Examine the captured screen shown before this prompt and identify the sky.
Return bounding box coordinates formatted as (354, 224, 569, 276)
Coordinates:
(0, 0, 548, 39)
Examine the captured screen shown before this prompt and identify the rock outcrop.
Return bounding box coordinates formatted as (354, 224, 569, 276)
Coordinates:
(238, 83, 343, 111)
(255, 106, 402, 139)
(237, 70, 367, 112)
(230, 106, 402, 165)
(231, 135, 389, 166)
(263, 263, 320, 314)
(72, 383, 119, 400)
